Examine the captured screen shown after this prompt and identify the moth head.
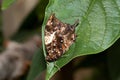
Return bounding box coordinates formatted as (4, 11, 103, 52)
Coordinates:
(46, 13, 57, 32)
(46, 13, 55, 26)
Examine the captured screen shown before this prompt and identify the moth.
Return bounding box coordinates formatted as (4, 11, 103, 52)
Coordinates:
(45, 14, 79, 62)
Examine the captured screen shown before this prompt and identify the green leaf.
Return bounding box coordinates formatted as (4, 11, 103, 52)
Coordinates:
(42, 0, 120, 80)
(27, 47, 46, 80)
(2, 0, 16, 10)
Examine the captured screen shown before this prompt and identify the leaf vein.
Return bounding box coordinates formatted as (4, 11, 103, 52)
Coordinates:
(100, 0, 108, 48)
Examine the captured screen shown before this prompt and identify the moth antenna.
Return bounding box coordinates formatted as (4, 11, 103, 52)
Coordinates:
(69, 19, 79, 31)
(73, 19, 79, 27)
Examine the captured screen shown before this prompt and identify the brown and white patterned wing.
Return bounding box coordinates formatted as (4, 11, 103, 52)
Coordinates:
(45, 14, 79, 62)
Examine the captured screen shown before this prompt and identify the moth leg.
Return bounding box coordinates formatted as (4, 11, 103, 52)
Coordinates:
(46, 61, 50, 65)
(61, 54, 70, 58)
(54, 62, 60, 71)
(46, 61, 60, 71)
